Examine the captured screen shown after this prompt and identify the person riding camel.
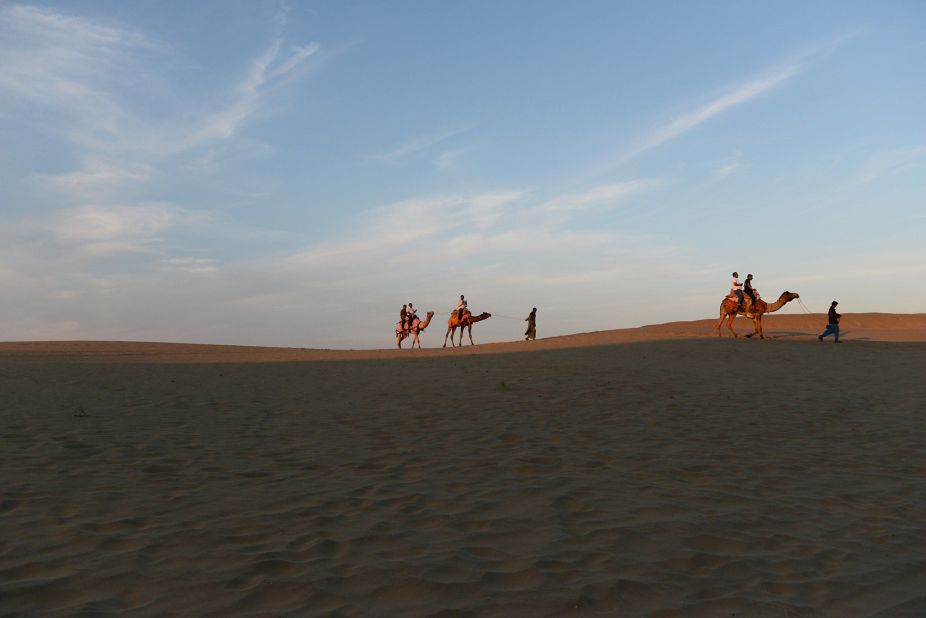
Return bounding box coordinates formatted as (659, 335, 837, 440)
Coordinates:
(731, 272, 744, 311)
(457, 295, 467, 321)
(744, 274, 758, 309)
(400, 304, 408, 331)
(407, 302, 417, 330)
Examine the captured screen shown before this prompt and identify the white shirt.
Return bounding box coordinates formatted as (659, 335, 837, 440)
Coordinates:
(731, 277, 742, 293)
(457, 299, 467, 309)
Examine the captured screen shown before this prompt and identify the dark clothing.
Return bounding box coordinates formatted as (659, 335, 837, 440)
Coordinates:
(525, 310, 537, 340)
(735, 289, 744, 306)
(821, 305, 842, 342)
(744, 279, 756, 304)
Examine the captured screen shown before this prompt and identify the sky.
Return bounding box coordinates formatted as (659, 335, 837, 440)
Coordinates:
(1, 1, 924, 348)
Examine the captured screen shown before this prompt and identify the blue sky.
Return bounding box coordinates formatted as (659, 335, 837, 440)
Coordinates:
(1, 1, 924, 347)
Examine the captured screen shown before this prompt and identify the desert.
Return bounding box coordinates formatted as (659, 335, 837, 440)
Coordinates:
(2, 313, 925, 616)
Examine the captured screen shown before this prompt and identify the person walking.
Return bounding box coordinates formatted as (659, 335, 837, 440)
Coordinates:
(819, 301, 842, 343)
(525, 307, 537, 341)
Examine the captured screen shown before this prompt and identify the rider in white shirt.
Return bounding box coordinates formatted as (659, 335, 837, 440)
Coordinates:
(730, 272, 744, 309)
(456, 295, 467, 320)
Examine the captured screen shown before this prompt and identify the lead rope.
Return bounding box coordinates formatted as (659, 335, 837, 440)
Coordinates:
(796, 298, 816, 315)
(489, 313, 527, 321)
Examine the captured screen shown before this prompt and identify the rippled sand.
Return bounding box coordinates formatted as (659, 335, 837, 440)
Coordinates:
(2, 320, 925, 615)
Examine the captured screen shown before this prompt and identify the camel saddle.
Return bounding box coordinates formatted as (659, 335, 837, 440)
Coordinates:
(724, 293, 765, 314)
(396, 316, 421, 333)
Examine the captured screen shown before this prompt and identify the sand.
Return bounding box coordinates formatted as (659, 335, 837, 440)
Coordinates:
(1, 313, 925, 616)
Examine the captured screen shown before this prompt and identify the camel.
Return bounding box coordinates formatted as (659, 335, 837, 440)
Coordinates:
(396, 311, 434, 349)
(443, 309, 492, 347)
(716, 290, 800, 339)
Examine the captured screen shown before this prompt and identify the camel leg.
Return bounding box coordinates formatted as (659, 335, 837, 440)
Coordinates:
(397, 333, 402, 348)
(757, 316, 764, 339)
(716, 312, 726, 336)
(443, 326, 452, 347)
(467, 324, 475, 346)
(726, 313, 737, 338)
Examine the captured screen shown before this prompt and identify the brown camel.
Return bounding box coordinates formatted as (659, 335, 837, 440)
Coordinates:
(396, 311, 434, 349)
(716, 290, 800, 339)
(443, 309, 492, 347)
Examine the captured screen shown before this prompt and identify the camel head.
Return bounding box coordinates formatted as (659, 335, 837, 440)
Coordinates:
(781, 291, 800, 301)
(473, 312, 492, 322)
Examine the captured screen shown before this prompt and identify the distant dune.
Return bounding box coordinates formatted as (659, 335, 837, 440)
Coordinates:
(1, 312, 924, 363)
(1, 313, 925, 615)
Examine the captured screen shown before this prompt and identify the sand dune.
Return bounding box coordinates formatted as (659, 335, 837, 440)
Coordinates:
(1, 313, 924, 363)
(1, 314, 925, 616)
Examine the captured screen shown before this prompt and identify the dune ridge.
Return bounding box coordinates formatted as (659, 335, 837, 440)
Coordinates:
(1, 312, 924, 363)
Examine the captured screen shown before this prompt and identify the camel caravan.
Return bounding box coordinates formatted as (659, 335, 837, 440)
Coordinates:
(396, 275, 803, 348)
(396, 295, 492, 349)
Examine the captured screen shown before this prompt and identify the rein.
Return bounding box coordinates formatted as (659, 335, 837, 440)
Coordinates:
(796, 298, 816, 315)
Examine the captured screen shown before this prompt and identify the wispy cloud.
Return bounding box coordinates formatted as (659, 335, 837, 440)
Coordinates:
(0, 3, 321, 269)
(0, 4, 320, 161)
(622, 66, 798, 164)
(0, 4, 157, 145)
(36, 159, 156, 202)
(368, 126, 472, 162)
(594, 33, 857, 173)
(437, 148, 467, 170)
(861, 146, 926, 183)
(712, 158, 740, 179)
(162, 257, 219, 274)
(180, 40, 320, 149)
(539, 179, 659, 213)
(7, 203, 190, 258)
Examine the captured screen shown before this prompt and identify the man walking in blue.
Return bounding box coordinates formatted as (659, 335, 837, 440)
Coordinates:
(819, 301, 842, 343)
